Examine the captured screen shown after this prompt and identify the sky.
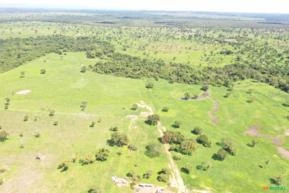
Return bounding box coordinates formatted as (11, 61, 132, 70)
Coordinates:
(1, 0, 289, 13)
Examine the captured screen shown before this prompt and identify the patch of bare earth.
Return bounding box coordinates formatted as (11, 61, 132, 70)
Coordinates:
(197, 91, 210, 101)
(0, 153, 55, 193)
(208, 100, 219, 125)
(245, 126, 260, 137)
(245, 126, 289, 161)
(15, 89, 31, 95)
(277, 147, 289, 160)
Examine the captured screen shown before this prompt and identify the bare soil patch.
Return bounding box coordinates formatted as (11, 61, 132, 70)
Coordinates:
(208, 100, 219, 125)
(16, 89, 31, 95)
(277, 147, 289, 160)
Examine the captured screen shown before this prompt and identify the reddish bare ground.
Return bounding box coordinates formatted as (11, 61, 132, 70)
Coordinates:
(245, 126, 260, 137)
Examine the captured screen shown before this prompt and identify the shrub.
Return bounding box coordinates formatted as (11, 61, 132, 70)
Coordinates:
(162, 107, 169, 112)
(95, 148, 110, 161)
(270, 176, 282, 186)
(108, 132, 129, 147)
(161, 131, 184, 144)
(196, 162, 211, 171)
(196, 134, 211, 147)
(181, 167, 190, 174)
(80, 66, 87, 73)
(172, 121, 181, 128)
(201, 85, 209, 91)
(49, 110, 55, 117)
(0, 130, 8, 141)
(213, 149, 227, 161)
(177, 139, 197, 155)
(183, 92, 190, 100)
(40, 68, 46, 74)
(88, 188, 101, 193)
(23, 115, 29, 122)
(34, 132, 40, 138)
(143, 170, 152, 179)
(191, 127, 202, 135)
(57, 163, 68, 172)
(79, 156, 94, 165)
(157, 168, 170, 183)
(219, 139, 236, 156)
(145, 144, 161, 158)
(145, 114, 160, 126)
(145, 82, 154, 89)
(109, 126, 118, 132)
(131, 104, 138, 110)
(80, 101, 88, 111)
(128, 144, 137, 151)
(90, 121, 96, 128)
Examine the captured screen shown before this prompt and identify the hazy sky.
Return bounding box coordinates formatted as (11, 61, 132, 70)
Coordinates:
(1, 0, 289, 13)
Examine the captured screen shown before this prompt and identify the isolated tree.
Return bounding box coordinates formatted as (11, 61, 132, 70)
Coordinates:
(178, 139, 197, 155)
(196, 134, 211, 147)
(95, 148, 110, 161)
(214, 149, 227, 161)
(145, 114, 160, 126)
(108, 132, 129, 147)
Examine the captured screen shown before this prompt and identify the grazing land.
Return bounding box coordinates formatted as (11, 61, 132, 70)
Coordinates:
(0, 10, 288, 193)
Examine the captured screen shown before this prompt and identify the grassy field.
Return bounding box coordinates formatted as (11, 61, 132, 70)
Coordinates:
(0, 52, 288, 193)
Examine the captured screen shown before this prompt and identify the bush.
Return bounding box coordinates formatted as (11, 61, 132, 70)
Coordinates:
(0, 130, 8, 141)
(162, 107, 169, 112)
(145, 82, 154, 89)
(88, 188, 101, 193)
(145, 144, 161, 158)
(213, 149, 227, 161)
(201, 85, 209, 91)
(177, 139, 197, 155)
(161, 131, 184, 144)
(172, 121, 181, 128)
(109, 126, 118, 132)
(131, 104, 138, 110)
(196, 134, 211, 147)
(143, 171, 152, 179)
(108, 132, 129, 147)
(219, 139, 236, 156)
(79, 156, 94, 165)
(80, 66, 87, 73)
(95, 148, 110, 161)
(49, 110, 55, 117)
(40, 68, 46, 74)
(191, 127, 202, 135)
(196, 162, 211, 171)
(128, 144, 137, 151)
(270, 176, 282, 186)
(23, 115, 29, 122)
(157, 168, 170, 183)
(181, 167, 190, 174)
(183, 92, 190, 100)
(145, 114, 160, 126)
(90, 121, 96, 128)
(57, 163, 68, 172)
